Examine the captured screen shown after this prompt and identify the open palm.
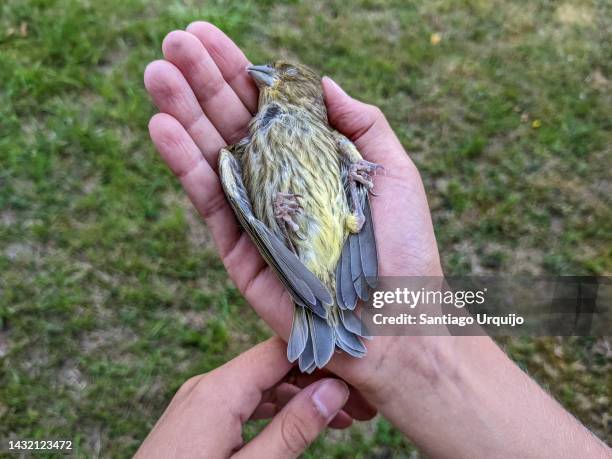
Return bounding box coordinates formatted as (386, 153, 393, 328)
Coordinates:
(144, 22, 442, 415)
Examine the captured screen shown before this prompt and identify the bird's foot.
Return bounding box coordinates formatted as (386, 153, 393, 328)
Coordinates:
(348, 160, 381, 232)
(349, 160, 383, 190)
(274, 192, 303, 233)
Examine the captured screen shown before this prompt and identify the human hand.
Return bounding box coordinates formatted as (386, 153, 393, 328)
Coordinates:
(145, 22, 612, 459)
(145, 18, 455, 440)
(144, 17, 442, 396)
(135, 337, 351, 459)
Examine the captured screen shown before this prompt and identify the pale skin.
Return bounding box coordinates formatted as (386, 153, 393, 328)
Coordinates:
(141, 22, 610, 458)
(135, 337, 353, 458)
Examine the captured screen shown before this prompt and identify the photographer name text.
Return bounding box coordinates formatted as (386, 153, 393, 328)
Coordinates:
(369, 287, 525, 328)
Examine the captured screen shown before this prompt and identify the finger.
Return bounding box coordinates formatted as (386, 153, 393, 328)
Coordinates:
(329, 410, 353, 429)
(272, 373, 370, 423)
(212, 337, 293, 414)
(322, 76, 409, 168)
(253, 383, 352, 429)
(186, 21, 259, 113)
(148, 112, 293, 335)
(234, 379, 349, 459)
(251, 402, 277, 420)
(252, 406, 353, 430)
(162, 30, 252, 144)
(344, 385, 377, 420)
(148, 113, 242, 255)
(288, 368, 378, 421)
(144, 60, 226, 164)
(266, 382, 352, 430)
(269, 382, 301, 405)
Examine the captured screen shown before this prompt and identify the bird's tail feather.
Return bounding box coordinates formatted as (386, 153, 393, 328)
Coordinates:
(288, 306, 368, 373)
(334, 308, 367, 357)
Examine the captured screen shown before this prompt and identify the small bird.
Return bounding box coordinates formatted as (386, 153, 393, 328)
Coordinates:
(218, 61, 379, 372)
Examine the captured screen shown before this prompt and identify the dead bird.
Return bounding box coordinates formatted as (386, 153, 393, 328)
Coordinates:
(218, 61, 379, 372)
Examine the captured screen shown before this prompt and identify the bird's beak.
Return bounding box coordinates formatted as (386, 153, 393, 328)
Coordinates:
(246, 64, 276, 87)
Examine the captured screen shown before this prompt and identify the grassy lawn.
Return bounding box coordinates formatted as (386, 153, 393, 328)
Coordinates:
(1, 0, 610, 457)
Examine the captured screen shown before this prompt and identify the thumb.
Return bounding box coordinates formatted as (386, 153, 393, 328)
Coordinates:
(322, 76, 390, 142)
(322, 76, 406, 166)
(233, 379, 349, 459)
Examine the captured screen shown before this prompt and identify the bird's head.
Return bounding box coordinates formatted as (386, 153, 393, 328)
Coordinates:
(247, 61, 325, 114)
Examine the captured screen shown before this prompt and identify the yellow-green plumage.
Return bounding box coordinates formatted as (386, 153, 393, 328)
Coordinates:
(244, 103, 348, 283)
(219, 61, 378, 372)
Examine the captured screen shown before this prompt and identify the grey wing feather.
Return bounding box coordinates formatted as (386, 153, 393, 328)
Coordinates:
(336, 183, 378, 309)
(338, 241, 358, 310)
(359, 195, 378, 288)
(340, 309, 372, 340)
(335, 252, 345, 307)
(334, 314, 367, 357)
(298, 332, 315, 373)
(336, 333, 366, 357)
(218, 149, 332, 318)
(349, 232, 361, 279)
(287, 307, 308, 362)
(310, 313, 335, 368)
(350, 234, 369, 299)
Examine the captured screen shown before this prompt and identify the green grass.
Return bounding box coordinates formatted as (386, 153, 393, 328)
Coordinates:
(1, 0, 610, 456)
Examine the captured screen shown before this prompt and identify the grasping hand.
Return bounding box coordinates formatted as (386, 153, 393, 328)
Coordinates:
(143, 17, 441, 401)
(135, 338, 350, 458)
(144, 23, 611, 459)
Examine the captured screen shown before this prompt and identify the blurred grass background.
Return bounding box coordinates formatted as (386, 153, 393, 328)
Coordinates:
(0, 0, 610, 457)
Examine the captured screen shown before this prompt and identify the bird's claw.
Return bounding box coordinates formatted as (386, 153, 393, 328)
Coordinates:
(348, 160, 381, 230)
(349, 160, 382, 189)
(274, 192, 303, 234)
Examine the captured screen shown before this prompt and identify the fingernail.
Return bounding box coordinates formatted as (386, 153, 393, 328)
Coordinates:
(323, 76, 347, 96)
(311, 379, 349, 422)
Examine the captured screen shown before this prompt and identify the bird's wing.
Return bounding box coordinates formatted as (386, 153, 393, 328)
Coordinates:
(335, 173, 378, 310)
(218, 148, 333, 318)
